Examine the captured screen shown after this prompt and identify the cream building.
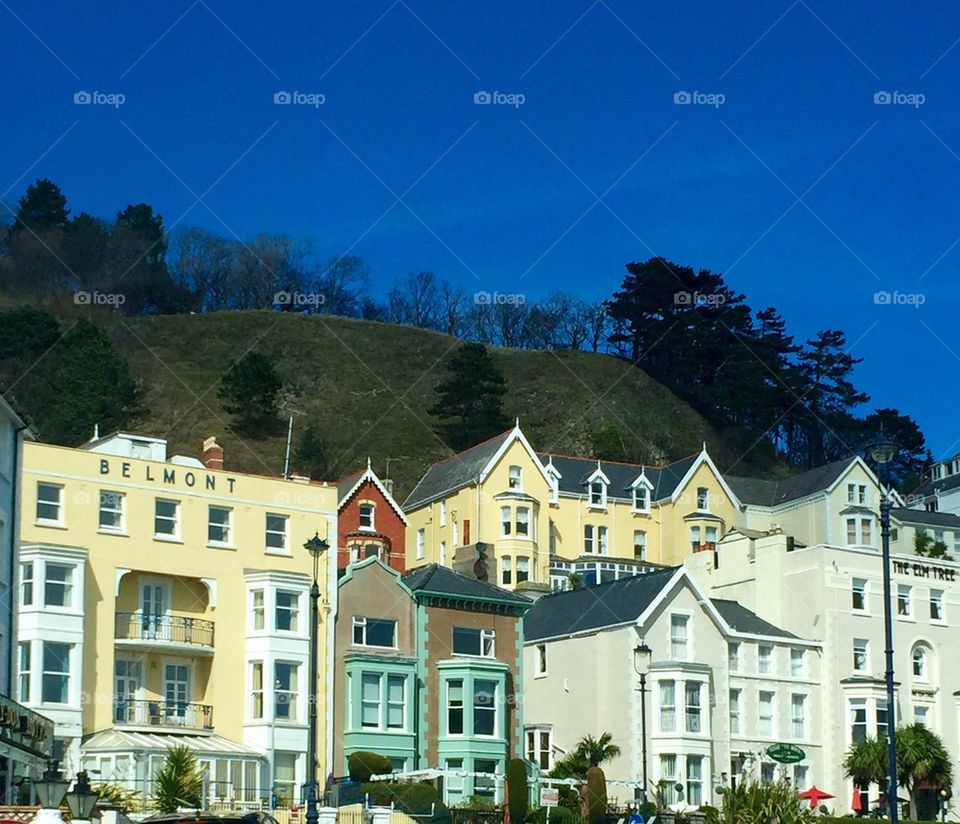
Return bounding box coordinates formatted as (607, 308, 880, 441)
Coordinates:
(17, 432, 338, 806)
(522, 568, 822, 806)
(689, 530, 960, 818)
(402, 424, 741, 589)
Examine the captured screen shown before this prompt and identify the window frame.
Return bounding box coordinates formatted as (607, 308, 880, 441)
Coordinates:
(274, 661, 300, 721)
(36, 482, 63, 525)
(44, 563, 74, 609)
(452, 626, 495, 658)
(98, 490, 126, 533)
(208, 505, 233, 547)
(851, 577, 867, 612)
(154, 498, 180, 540)
(352, 616, 398, 649)
(40, 641, 71, 705)
(853, 638, 869, 673)
(265, 513, 289, 552)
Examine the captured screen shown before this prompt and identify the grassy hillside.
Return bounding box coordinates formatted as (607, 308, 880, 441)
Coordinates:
(99, 311, 765, 499)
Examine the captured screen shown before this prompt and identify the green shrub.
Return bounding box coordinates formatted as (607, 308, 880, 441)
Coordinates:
(362, 781, 447, 817)
(721, 779, 813, 824)
(348, 751, 394, 784)
(585, 766, 606, 824)
(527, 806, 579, 824)
(506, 758, 529, 824)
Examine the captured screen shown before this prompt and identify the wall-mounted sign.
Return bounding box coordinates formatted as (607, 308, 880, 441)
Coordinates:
(891, 560, 956, 582)
(766, 743, 805, 764)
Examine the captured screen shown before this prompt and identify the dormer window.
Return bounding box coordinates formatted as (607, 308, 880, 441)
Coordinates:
(933, 465, 943, 480)
(509, 466, 523, 491)
(546, 468, 559, 503)
(696, 487, 709, 511)
(633, 485, 649, 512)
(359, 503, 375, 531)
(847, 483, 867, 505)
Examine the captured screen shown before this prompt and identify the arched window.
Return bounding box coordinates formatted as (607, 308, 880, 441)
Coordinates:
(912, 646, 928, 681)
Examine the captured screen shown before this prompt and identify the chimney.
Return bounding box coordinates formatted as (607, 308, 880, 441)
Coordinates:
(202, 436, 224, 470)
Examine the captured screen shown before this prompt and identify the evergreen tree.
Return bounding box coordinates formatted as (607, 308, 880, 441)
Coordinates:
(217, 352, 282, 436)
(430, 343, 509, 450)
(295, 422, 334, 479)
(10, 178, 70, 237)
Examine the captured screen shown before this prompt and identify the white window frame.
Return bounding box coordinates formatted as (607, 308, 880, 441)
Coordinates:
(589, 480, 606, 508)
(758, 644, 773, 674)
(526, 727, 553, 771)
(386, 673, 406, 731)
(852, 577, 868, 612)
(98, 490, 125, 533)
(500, 556, 512, 586)
(452, 626, 495, 658)
(508, 465, 523, 491)
(473, 679, 499, 738)
(728, 642, 740, 671)
(251, 589, 265, 631)
(659, 680, 676, 732)
(500, 506, 512, 537)
(265, 513, 289, 552)
(758, 690, 774, 737)
(36, 483, 63, 525)
(516, 506, 530, 538)
(20, 562, 33, 607)
(438, 500, 447, 527)
(729, 688, 741, 734)
(632, 484, 650, 512)
(583, 524, 595, 554)
(358, 502, 376, 532)
(670, 614, 689, 660)
(696, 487, 710, 511)
(154, 498, 180, 540)
(790, 648, 805, 678)
(352, 616, 398, 648)
(633, 530, 647, 560)
(897, 584, 913, 618)
(40, 641, 72, 705)
(684, 681, 703, 734)
(44, 563, 74, 609)
(535, 643, 547, 677)
(598, 525, 608, 555)
(912, 646, 928, 681)
(853, 638, 869, 673)
(791, 693, 807, 739)
(930, 589, 945, 622)
(208, 505, 233, 546)
(416, 528, 425, 560)
(274, 590, 300, 633)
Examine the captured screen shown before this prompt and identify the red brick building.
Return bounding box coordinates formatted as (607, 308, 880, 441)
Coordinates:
(334, 459, 408, 571)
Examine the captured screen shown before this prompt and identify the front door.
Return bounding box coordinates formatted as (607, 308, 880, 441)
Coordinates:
(141, 583, 167, 639)
(164, 663, 190, 723)
(114, 659, 141, 722)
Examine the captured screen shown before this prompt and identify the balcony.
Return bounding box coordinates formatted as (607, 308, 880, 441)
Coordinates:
(115, 613, 215, 652)
(114, 698, 213, 731)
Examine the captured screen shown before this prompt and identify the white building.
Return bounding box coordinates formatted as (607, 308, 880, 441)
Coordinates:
(689, 529, 960, 819)
(522, 567, 822, 808)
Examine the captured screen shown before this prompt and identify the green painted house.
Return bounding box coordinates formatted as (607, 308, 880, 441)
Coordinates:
(334, 557, 531, 803)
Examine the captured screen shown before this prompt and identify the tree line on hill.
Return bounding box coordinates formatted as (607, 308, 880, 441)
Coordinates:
(0, 179, 931, 486)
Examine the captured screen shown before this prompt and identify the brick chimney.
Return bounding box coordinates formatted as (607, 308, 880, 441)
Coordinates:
(202, 436, 224, 470)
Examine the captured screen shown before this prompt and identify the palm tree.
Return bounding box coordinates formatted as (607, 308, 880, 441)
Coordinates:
(153, 745, 203, 813)
(843, 735, 886, 797)
(897, 723, 953, 819)
(915, 531, 953, 561)
(576, 733, 622, 768)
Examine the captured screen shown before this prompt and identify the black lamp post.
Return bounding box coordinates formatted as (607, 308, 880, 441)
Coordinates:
(65, 771, 99, 822)
(303, 532, 329, 824)
(633, 643, 652, 805)
(868, 432, 899, 824)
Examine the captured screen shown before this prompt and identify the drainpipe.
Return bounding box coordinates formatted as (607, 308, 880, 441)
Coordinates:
(9, 423, 29, 699)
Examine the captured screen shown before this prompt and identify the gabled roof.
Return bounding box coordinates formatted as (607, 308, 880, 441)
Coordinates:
(891, 507, 960, 529)
(524, 568, 679, 640)
(728, 457, 857, 507)
(537, 453, 700, 503)
(402, 429, 515, 511)
(334, 460, 408, 524)
(710, 599, 798, 639)
(524, 567, 803, 645)
(401, 564, 532, 608)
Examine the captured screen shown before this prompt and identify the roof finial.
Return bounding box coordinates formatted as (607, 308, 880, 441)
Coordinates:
(515, 416, 520, 429)
(366, 456, 372, 470)
(93, 423, 99, 440)
(702, 440, 707, 453)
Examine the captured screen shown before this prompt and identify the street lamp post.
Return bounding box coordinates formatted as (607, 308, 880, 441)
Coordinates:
(869, 432, 899, 824)
(303, 533, 330, 824)
(633, 643, 652, 805)
(33, 760, 70, 824)
(65, 771, 100, 824)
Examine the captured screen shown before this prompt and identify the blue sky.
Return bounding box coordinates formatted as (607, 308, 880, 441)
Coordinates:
(3, 0, 959, 457)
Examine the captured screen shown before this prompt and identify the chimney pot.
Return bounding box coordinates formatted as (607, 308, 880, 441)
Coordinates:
(202, 436, 224, 470)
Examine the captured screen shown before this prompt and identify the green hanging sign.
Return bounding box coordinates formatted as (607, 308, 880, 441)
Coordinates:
(766, 743, 806, 764)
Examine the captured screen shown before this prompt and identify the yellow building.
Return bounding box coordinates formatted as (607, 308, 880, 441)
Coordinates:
(17, 432, 337, 806)
(401, 423, 742, 588)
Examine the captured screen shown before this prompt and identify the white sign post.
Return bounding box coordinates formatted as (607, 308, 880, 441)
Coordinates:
(541, 788, 560, 822)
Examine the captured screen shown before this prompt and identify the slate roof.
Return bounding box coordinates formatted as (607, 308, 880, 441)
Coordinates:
(891, 507, 960, 529)
(524, 567, 796, 642)
(540, 453, 700, 503)
(728, 457, 854, 506)
(524, 568, 679, 641)
(710, 599, 799, 639)
(402, 429, 515, 510)
(401, 564, 532, 608)
(912, 473, 960, 499)
(334, 468, 366, 502)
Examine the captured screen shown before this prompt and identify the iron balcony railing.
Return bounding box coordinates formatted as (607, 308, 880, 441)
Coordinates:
(115, 612, 215, 647)
(114, 697, 214, 730)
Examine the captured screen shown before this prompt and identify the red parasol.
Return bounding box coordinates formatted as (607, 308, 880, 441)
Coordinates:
(797, 786, 835, 809)
(851, 785, 863, 813)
